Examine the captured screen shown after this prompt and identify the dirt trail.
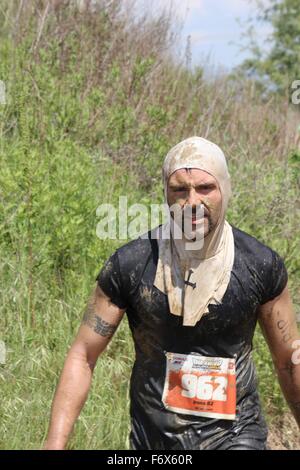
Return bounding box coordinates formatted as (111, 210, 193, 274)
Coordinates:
(267, 412, 300, 450)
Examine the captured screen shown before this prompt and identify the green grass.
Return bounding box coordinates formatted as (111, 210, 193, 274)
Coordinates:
(0, 295, 134, 450)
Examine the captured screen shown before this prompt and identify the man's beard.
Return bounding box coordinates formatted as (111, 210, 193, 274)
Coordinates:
(169, 203, 211, 246)
(182, 213, 213, 240)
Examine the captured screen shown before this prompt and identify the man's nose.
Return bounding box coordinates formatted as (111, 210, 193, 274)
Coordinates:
(186, 188, 201, 207)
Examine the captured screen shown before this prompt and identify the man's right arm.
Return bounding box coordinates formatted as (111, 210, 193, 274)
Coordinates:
(43, 285, 126, 450)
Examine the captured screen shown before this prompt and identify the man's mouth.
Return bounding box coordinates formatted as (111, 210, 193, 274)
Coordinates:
(191, 216, 208, 228)
(192, 211, 208, 222)
(179, 205, 209, 228)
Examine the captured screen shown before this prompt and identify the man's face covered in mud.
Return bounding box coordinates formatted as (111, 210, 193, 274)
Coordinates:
(166, 168, 222, 239)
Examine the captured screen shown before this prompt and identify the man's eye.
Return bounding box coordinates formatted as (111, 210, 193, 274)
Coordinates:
(198, 185, 214, 191)
(174, 187, 186, 192)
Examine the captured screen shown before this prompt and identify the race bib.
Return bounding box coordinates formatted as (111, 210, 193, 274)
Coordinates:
(162, 352, 236, 420)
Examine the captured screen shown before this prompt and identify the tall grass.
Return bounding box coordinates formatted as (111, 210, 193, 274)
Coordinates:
(0, 0, 299, 449)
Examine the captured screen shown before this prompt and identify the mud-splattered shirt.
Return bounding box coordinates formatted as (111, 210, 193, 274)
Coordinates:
(96, 226, 288, 450)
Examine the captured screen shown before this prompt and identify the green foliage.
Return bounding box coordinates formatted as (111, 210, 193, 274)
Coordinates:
(253, 327, 288, 420)
(0, 0, 299, 450)
(289, 149, 300, 184)
(241, 0, 300, 93)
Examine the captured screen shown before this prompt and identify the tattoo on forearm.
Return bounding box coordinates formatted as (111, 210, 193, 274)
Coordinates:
(276, 318, 292, 344)
(82, 301, 117, 338)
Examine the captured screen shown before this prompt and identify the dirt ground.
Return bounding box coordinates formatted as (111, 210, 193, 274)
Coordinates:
(267, 412, 300, 450)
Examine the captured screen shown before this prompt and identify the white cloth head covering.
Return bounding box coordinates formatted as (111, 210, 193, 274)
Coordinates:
(153, 136, 235, 326)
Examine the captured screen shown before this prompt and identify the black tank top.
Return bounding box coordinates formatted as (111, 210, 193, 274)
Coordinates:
(97, 225, 288, 450)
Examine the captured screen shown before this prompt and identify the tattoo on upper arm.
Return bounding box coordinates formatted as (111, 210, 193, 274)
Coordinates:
(82, 300, 117, 338)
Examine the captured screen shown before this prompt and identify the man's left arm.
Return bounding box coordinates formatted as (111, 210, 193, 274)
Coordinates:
(258, 285, 300, 428)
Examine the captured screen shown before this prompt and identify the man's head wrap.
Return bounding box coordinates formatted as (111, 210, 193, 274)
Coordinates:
(154, 136, 235, 326)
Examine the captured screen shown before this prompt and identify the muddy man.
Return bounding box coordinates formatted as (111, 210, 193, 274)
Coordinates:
(44, 137, 300, 450)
